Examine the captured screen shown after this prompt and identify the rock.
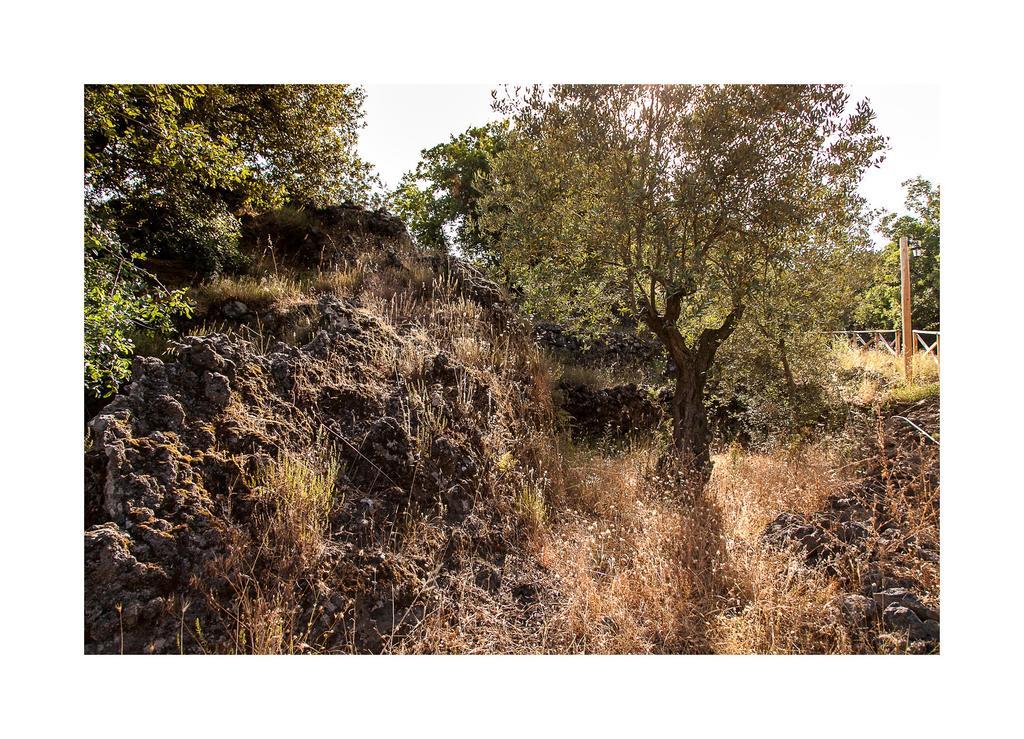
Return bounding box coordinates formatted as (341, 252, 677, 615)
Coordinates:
(360, 416, 416, 489)
(222, 300, 249, 319)
(835, 520, 872, 546)
(84, 203, 554, 654)
(762, 512, 835, 562)
(836, 593, 878, 628)
(243, 204, 413, 271)
(882, 604, 940, 643)
(534, 322, 660, 366)
(872, 588, 939, 622)
(559, 382, 667, 437)
(203, 371, 231, 406)
(474, 562, 502, 592)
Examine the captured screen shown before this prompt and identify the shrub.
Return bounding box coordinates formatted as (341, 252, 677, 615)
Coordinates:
(84, 219, 192, 397)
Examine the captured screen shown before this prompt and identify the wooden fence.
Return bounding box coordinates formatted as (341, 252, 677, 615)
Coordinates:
(833, 330, 940, 359)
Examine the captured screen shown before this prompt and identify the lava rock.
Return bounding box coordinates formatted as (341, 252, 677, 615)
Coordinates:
(872, 588, 939, 622)
(836, 593, 879, 628)
(882, 604, 940, 643)
(762, 512, 835, 562)
(222, 300, 250, 319)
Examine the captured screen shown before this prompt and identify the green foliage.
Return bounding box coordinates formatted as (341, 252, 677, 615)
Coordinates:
(481, 85, 886, 345)
(85, 84, 377, 272)
(391, 121, 508, 261)
(84, 84, 378, 398)
(84, 218, 192, 397)
(480, 84, 885, 459)
(853, 177, 940, 330)
(716, 224, 875, 435)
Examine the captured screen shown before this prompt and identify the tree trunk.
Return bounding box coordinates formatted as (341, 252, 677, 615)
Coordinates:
(670, 355, 713, 474)
(649, 305, 744, 483)
(778, 336, 798, 432)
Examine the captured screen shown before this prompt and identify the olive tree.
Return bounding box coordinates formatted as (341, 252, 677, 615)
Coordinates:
(482, 84, 885, 474)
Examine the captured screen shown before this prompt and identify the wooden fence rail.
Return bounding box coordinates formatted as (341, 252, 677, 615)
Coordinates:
(832, 330, 940, 359)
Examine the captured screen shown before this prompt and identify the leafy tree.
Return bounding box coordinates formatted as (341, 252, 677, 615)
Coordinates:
(853, 177, 940, 330)
(391, 121, 508, 261)
(482, 85, 885, 474)
(85, 84, 377, 272)
(84, 84, 377, 397)
(716, 223, 873, 438)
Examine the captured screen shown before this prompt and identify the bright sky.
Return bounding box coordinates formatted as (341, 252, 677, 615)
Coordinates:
(360, 84, 940, 242)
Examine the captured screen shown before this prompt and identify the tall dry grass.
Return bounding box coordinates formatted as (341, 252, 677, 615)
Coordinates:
(522, 441, 856, 653)
(197, 444, 346, 654)
(707, 448, 851, 653)
(833, 342, 940, 405)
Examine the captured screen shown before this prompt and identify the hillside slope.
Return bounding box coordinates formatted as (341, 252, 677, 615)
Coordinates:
(85, 209, 559, 653)
(84, 206, 940, 654)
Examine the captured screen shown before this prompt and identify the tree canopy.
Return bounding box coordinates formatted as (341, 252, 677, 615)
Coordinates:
(481, 84, 886, 470)
(391, 121, 508, 261)
(84, 84, 377, 396)
(852, 177, 940, 330)
(85, 84, 377, 272)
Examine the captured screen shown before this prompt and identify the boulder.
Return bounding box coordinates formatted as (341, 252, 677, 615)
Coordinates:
(872, 588, 939, 622)
(836, 593, 879, 628)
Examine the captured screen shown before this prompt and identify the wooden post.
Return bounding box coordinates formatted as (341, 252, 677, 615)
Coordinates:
(900, 236, 913, 382)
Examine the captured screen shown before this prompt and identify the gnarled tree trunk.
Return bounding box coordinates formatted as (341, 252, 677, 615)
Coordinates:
(670, 354, 714, 472)
(648, 305, 744, 482)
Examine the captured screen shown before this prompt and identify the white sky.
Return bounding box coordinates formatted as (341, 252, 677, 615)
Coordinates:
(360, 84, 940, 242)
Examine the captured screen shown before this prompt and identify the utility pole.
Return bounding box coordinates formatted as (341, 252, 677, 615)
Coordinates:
(900, 236, 913, 382)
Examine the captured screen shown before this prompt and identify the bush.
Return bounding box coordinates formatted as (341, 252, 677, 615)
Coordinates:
(84, 219, 192, 397)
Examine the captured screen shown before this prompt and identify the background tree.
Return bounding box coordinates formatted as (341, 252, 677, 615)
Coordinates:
(85, 84, 377, 273)
(714, 222, 873, 440)
(852, 177, 940, 330)
(482, 84, 885, 474)
(84, 84, 377, 397)
(391, 121, 508, 261)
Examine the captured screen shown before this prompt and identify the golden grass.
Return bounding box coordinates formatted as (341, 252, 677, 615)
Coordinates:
(314, 266, 365, 297)
(835, 343, 939, 382)
(524, 439, 729, 653)
(551, 355, 660, 389)
(192, 274, 309, 313)
(200, 444, 344, 654)
(517, 441, 856, 654)
(706, 448, 850, 653)
(249, 448, 340, 563)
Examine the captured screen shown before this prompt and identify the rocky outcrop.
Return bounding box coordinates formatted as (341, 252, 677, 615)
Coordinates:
(535, 322, 661, 367)
(762, 396, 941, 653)
(243, 204, 413, 271)
(85, 245, 542, 652)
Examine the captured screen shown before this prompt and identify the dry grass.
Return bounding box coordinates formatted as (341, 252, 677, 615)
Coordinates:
(707, 447, 851, 653)
(512, 441, 853, 654)
(191, 274, 310, 313)
(508, 417, 936, 654)
(199, 443, 345, 654)
(314, 266, 365, 297)
(191, 263, 369, 317)
(518, 438, 733, 653)
(834, 343, 940, 405)
(249, 446, 340, 563)
(552, 355, 660, 389)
